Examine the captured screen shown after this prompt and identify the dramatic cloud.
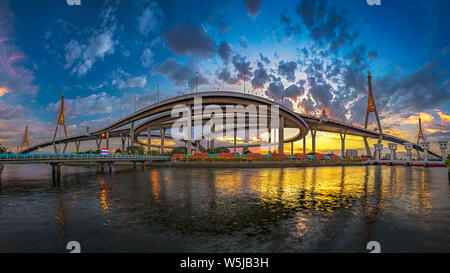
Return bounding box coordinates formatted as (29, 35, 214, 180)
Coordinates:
(62, 1, 119, 76)
(0, 0, 38, 99)
(278, 60, 297, 82)
(245, 0, 262, 18)
(63, 27, 116, 76)
(47, 92, 120, 119)
(251, 62, 270, 89)
(284, 83, 305, 100)
(375, 59, 450, 114)
(295, 0, 358, 53)
(112, 69, 147, 89)
(218, 42, 232, 63)
(156, 59, 207, 90)
(164, 23, 216, 58)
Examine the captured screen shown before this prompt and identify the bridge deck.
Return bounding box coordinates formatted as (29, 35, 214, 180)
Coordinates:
(0, 154, 170, 164)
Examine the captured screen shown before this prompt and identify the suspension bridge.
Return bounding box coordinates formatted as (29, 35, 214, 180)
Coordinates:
(0, 71, 448, 183)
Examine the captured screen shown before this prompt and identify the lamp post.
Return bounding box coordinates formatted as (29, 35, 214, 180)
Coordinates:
(134, 96, 138, 112)
(243, 72, 246, 94)
(281, 87, 284, 106)
(157, 84, 160, 102)
(195, 72, 199, 93)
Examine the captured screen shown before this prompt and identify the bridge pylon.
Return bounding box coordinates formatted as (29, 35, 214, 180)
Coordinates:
(53, 93, 68, 153)
(20, 125, 30, 152)
(416, 115, 426, 159)
(363, 71, 383, 157)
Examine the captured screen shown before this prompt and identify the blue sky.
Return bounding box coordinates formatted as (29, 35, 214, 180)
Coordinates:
(0, 0, 449, 151)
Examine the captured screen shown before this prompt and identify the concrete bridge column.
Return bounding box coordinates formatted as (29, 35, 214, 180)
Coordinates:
(278, 116, 284, 153)
(439, 141, 448, 162)
(120, 133, 126, 152)
(340, 133, 346, 156)
(96, 138, 102, 151)
(147, 126, 151, 155)
(75, 141, 81, 154)
(373, 143, 383, 162)
(160, 128, 165, 155)
(130, 121, 135, 147)
(388, 143, 397, 162)
(303, 137, 306, 154)
(311, 129, 317, 154)
(106, 131, 110, 153)
(291, 141, 294, 155)
(404, 143, 413, 162)
(210, 139, 214, 150)
(51, 163, 61, 184)
(421, 142, 430, 162)
(234, 127, 237, 154)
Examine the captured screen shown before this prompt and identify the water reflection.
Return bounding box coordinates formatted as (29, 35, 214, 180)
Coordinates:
(0, 164, 448, 252)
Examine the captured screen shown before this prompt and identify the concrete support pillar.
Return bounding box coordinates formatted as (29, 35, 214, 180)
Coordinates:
(96, 138, 102, 151)
(160, 128, 165, 155)
(108, 163, 112, 174)
(147, 126, 151, 155)
(51, 163, 62, 184)
(291, 141, 294, 155)
(75, 141, 81, 154)
(311, 129, 317, 154)
(404, 143, 413, 162)
(340, 133, 346, 156)
(439, 141, 448, 162)
(130, 121, 135, 147)
(388, 143, 397, 162)
(234, 127, 237, 154)
(278, 116, 284, 153)
(187, 139, 192, 155)
(421, 142, 430, 162)
(210, 139, 214, 150)
(120, 133, 126, 152)
(303, 137, 306, 154)
(373, 143, 383, 162)
(106, 131, 110, 153)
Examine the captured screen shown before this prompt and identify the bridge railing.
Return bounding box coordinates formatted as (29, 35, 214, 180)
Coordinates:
(0, 154, 170, 161)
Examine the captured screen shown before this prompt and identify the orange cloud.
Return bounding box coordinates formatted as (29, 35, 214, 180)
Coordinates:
(0, 86, 9, 97)
(405, 112, 434, 124)
(435, 110, 450, 122)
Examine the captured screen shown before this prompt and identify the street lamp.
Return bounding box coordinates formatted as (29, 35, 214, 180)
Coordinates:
(157, 84, 160, 102)
(281, 87, 284, 106)
(135, 96, 138, 112)
(195, 72, 199, 93)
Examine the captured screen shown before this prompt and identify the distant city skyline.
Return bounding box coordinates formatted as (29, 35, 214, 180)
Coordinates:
(0, 0, 449, 152)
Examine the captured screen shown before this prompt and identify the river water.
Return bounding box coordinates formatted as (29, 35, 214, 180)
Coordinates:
(0, 164, 448, 253)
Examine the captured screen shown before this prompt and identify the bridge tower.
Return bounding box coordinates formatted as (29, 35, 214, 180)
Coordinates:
(53, 93, 68, 153)
(20, 125, 30, 152)
(363, 71, 383, 157)
(415, 115, 426, 160)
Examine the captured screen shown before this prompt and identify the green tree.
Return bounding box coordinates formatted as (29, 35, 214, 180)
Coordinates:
(0, 143, 7, 153)
(127, 145, 144, 155)
(171, 146, 187, 155)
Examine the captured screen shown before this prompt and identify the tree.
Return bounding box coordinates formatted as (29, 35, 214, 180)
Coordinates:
(171, 146, 187, 155)
(0, 143, 7, 153)
(127, 145, 144, 155)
